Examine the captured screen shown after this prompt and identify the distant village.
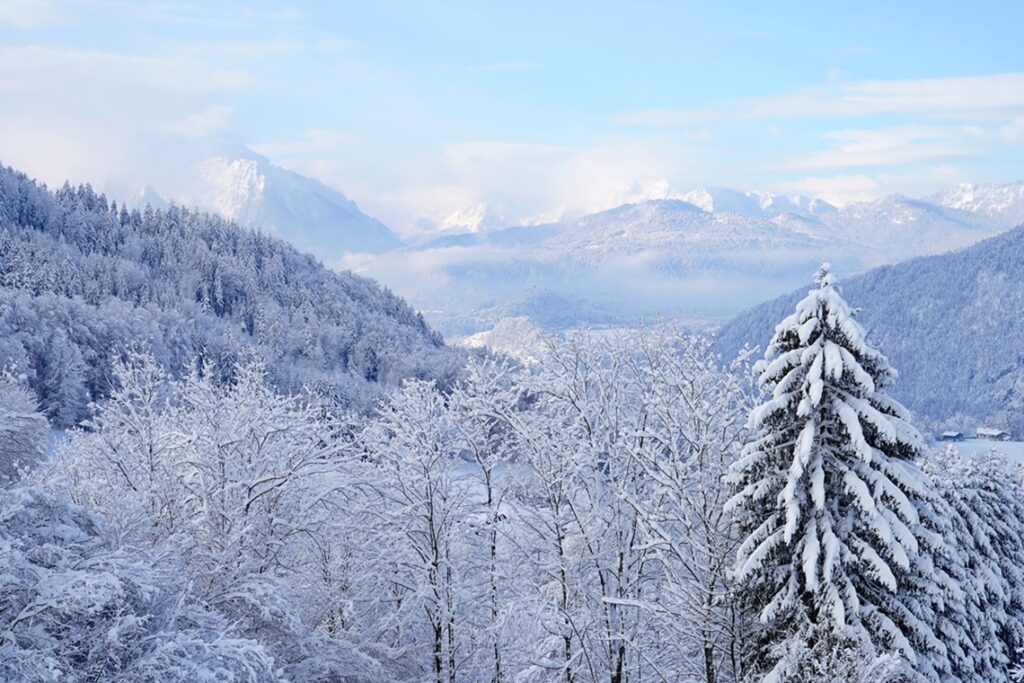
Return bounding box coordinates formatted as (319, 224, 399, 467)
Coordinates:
(939, 427, 1014, 442)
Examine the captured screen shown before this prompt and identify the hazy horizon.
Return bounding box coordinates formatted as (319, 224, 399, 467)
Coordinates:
(3, 1, 1024, 236)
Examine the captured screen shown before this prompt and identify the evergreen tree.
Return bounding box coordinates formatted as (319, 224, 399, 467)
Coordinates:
(36, 329, 88, 427)
(725, 264, 946, 681)
(924, 446, 1024, 681)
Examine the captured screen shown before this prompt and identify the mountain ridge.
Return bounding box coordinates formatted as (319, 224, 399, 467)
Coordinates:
(112, 150, 1024, 339)
(365, 184, 1024, 335)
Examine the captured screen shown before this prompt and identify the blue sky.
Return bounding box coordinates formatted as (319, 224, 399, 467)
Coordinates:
(2, 0, 1024, 232)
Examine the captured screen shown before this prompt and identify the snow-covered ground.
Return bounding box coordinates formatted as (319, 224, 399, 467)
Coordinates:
(952, 438, 1024, 466)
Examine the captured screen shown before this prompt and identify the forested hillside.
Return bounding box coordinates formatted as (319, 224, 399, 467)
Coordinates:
(0, 164, 460, 426)
(713, 225, 1024, 433)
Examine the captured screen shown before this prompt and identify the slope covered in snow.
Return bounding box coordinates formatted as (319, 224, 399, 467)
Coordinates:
(713, 225, 1024, 432)
(929, 181, 1024, 227)
(680, 187, 836, 218)
(134, 146, 402, 260)
(0, 163, 458, 425)
(366, 198, 862, 335)
(365, 183, 1020, 336)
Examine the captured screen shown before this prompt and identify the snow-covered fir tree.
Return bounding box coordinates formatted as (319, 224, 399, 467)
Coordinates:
(725, 264, 947, 681)
(923, 447, 1024, 681)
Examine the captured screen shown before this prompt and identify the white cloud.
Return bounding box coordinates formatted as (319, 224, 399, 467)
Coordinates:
(162, 105, 235, 137)
(615, 72, 1024, 125)
(0, 0, 62, 27)
(252, 129, 355, 159)
(0, 41, 256, 190)
(773, 174, 884, 206)
(780, 124, 988, 171)
(0, 45, 254, 93)
(0, 111, 134, 187)
(367, 140, 694, 235)
(604, 73, 1024, 209)
(254, 133, 704, 237)
(998, 116, 1024, 143)
(772, 166, 970, 207)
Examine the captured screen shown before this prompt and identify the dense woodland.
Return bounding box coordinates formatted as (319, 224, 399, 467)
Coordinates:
(0, 164, 461, 427)
(3, 301, 1024, 680)
(2, 169, 1024, 681)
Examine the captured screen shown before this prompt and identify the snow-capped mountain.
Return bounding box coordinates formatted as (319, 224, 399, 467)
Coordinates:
(363, 181, 1024, 336)
(365, 198, 865, 335)
(821, 194, 990, 254)
(680, 187, 836, 218)
(120, 151, 1024, 339)
(421, 187, 834, 241)
(435, 203, 510, 234)
(130, 146, 402, 260)
(135, 184, 169, 211)
(930, 181, 1024, 226)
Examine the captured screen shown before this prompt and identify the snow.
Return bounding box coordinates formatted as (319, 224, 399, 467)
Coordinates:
(7, 153, 1024, 680)
(453, 316, 546, 364)
(367, 181, 1024, 336)
(680, 187, 835, 218)
(135, 146, 403, 259)
(714, 222, 1024, 434)
(931, 180, 1024, 224)
(0, 164, 458, 425)
(953, 438, 1024, 467)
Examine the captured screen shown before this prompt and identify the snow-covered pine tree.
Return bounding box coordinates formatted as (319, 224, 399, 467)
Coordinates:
(725, 263, 946, 681)
(923, 447, 1024, 682)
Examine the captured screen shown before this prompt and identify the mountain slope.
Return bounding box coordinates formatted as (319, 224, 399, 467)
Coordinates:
(680, 187, 836, 218)
(712, 225, 1024, 432)
(366, 198, 862, 335)
(193, 151, 402, 256)
(820, 194, 993, 254)
(131, 146, 402, 260)
(930, 181, 1024, 226)
(0, 163, 459, 426)
(365, 186, 1016, 336)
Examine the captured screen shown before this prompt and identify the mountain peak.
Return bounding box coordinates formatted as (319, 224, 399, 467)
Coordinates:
(930, 180, 1024, 222)
(680, 187, 835, 218)
(436, 203, 509, 234)
(125, 146, 402, 261)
